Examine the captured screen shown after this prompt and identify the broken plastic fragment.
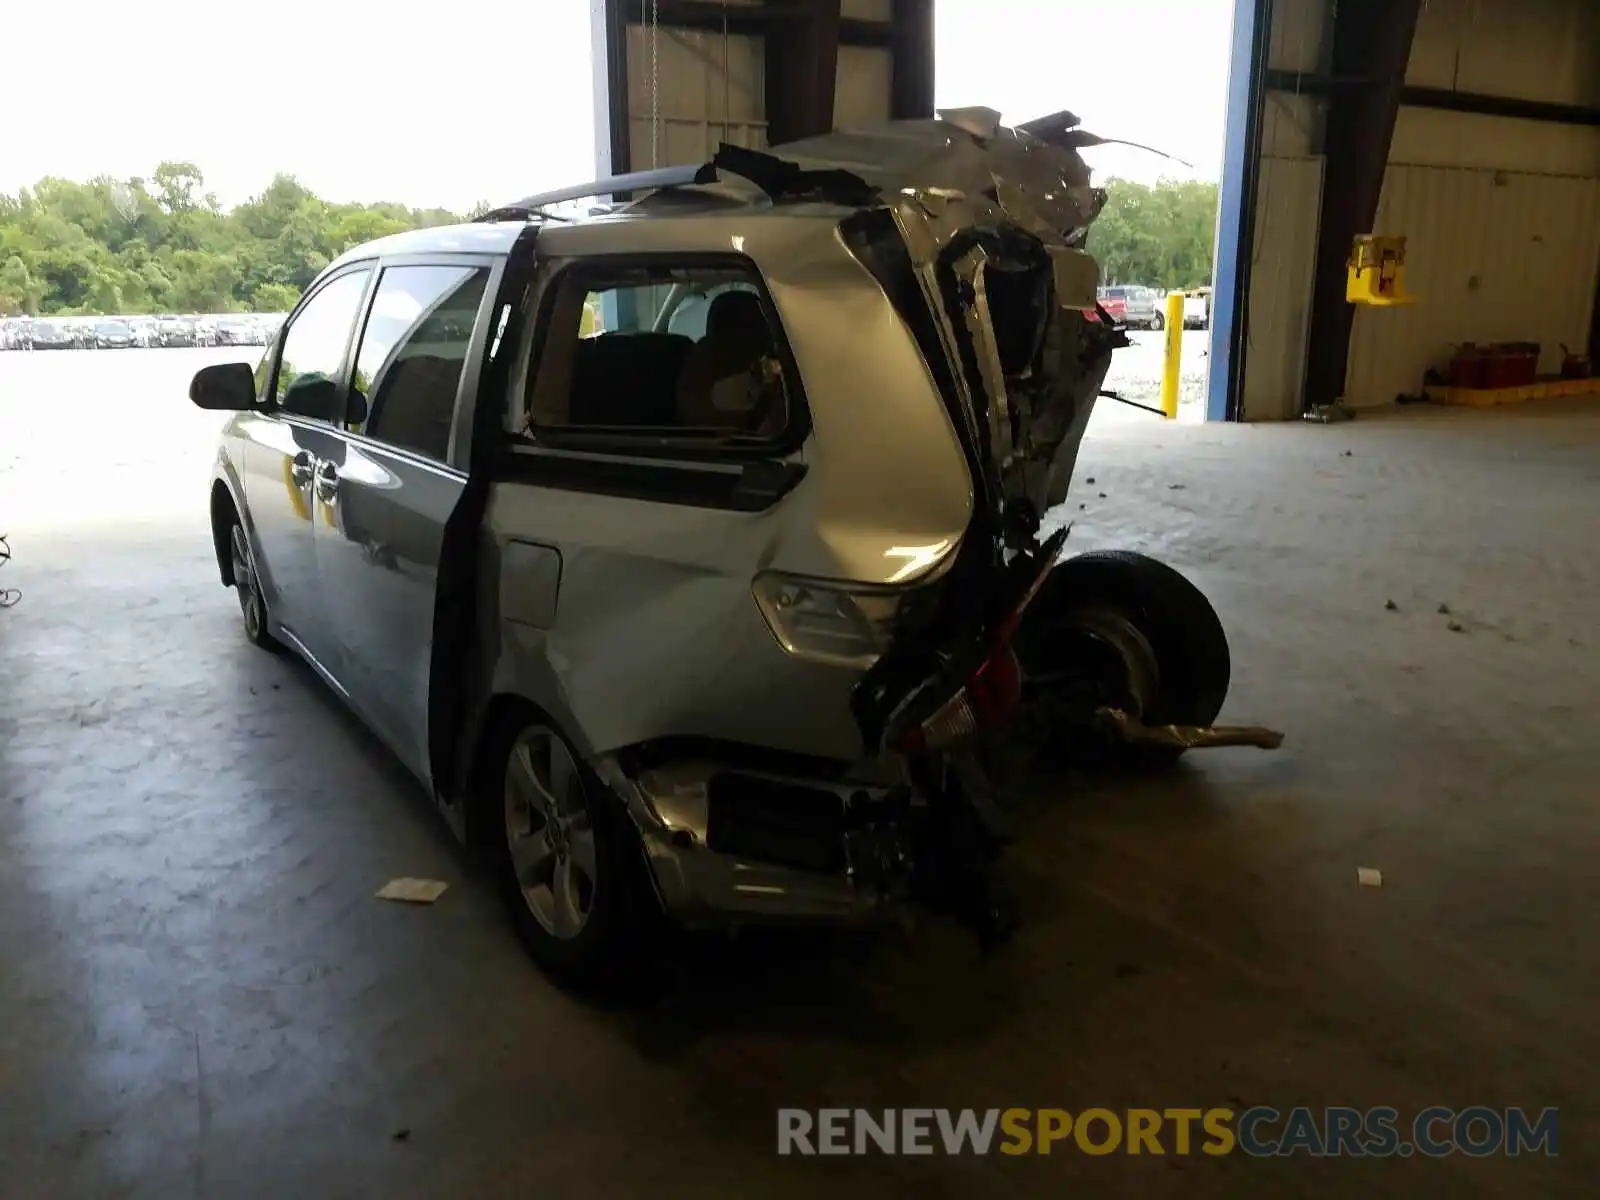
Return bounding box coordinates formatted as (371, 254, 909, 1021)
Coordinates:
(376, 878, 449, 904)
(1357, 867, 1383, 888)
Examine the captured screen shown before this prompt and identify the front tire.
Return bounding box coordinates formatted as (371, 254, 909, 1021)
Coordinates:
(487, 713, 659, 992)
(1150, 312, 1164, 331)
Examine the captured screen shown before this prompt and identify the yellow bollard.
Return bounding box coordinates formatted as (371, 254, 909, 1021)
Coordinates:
(1161, 292, 1185, 419)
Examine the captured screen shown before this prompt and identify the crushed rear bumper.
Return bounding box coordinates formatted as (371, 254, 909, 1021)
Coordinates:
(593, 755, 915, 926)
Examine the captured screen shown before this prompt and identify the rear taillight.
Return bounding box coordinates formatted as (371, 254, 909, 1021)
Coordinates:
(893, 643, 1022, 755)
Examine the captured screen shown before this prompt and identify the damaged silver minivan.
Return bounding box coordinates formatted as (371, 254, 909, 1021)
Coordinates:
(192, 109, 1273, 987)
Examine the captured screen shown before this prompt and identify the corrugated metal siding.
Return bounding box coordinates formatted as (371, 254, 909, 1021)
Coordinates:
(1390, 108, 1600, 176)
(1261, 0, 1327, 157)
(626, 26, 767, 168)
(1242, 156, 1325, 420)
(1408, 0, 1599, 106)
(1269, 0, 1326, 71)
(1399, 0, 1600, 175)
(1345, 165, 1600, 405)
(623, 16, 894, 171)
(834, 45, 892, 130)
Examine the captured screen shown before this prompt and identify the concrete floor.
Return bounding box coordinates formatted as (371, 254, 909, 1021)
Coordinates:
(2, 350, 1598, 1197)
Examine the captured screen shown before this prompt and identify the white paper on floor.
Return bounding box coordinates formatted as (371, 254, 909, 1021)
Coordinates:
(376, 877, 449, 904)
(1356, 867, 1383, 888)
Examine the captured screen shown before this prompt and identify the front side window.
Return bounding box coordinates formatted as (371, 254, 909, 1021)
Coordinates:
(273, 269, 371, 411)
(526, 261, 791, 445)
(349, 264, 490, 461)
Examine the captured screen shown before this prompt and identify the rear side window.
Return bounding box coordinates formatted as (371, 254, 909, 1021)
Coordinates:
(349, 264, 490, 461)
(526, 260, 793, 447)
(274, 269, 371, 411)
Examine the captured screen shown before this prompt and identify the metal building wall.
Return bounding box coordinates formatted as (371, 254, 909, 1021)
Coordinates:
(1241, 0, 1600, 418)
(1236, 0, 1328, 420)
(1346, 168, 1600, 404)
(1241, 156, 1325, 420)
(616, 0, 894, 171)
(1346, 0, 1600, 405)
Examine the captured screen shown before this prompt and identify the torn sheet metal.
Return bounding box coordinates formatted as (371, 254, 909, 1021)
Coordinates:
(716, 110, 1123, 539)
(768, 110, 1106, 265)
(1095, 707, 1286, 751)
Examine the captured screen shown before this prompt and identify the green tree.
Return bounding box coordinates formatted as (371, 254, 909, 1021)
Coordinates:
(0, 163, 466, 316)
(1087, 177, 1220, 291)
(250, 282, 300, 312)
(0, 255, 43, 313)
(151, 162, 206, 214)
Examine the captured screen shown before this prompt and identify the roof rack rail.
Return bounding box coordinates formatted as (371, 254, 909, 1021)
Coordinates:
(479, 164, 705, 221)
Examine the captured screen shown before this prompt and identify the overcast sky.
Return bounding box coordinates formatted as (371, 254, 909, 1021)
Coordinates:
(3, 0, 1232, 212)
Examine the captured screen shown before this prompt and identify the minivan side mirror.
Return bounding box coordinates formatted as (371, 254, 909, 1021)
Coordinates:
(280, 372, 342, 421)
(189, 362, 257, 410)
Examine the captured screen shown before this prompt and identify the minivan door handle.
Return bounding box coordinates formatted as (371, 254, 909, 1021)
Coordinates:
(313, 461, 339, 504)
(289, 450, 316, 489)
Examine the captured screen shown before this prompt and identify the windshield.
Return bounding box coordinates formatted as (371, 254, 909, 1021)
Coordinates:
(34, 321, 61, 334)
(97, 321, 130, 335)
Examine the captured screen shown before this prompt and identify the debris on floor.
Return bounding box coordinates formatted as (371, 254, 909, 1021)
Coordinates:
(1303, 402, 1355, 423)
(376, 878, 449, 904)
(1168, 483, 1186, 491)
(1446, 620, 1465, 633)
(1385, 599, 1399, 611)
(1357, 867, 1383, 888)
(1437, 602, 1451, 614)
(1095, 706, 1285, 750)
(392, 1128, 412, 1144)
(1342, 450, 1354, 457)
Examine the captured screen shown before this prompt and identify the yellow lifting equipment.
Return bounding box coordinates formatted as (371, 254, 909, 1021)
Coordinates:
(1346, 234, 1415, 306)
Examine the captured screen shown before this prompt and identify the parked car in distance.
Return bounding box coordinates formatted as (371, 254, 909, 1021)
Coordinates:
(28, 319, 76, 349)
(1095, 285, 1128, 324)
(157, 315, 197, 347)
(1092, 285, 1160, 329)
(0, 317, 28, 349)
(1172, 287, 1210, 330)
(1115, 285, 1162, 330)
(189, 115, 1241, 990)
(214, 317, 256, 346)
(129, 317, 159, 347)
(95, 319, 137, 348)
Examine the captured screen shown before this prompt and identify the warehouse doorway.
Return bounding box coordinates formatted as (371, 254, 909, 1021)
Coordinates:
(934, 0, 1235, 421)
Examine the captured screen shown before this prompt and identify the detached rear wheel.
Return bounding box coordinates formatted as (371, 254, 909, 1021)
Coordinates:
(1015, 550, 1231, 763)
(490, 715, 658, 992)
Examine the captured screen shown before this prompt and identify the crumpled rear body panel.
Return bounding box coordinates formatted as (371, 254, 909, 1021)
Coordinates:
(774, 108, 1122, 534)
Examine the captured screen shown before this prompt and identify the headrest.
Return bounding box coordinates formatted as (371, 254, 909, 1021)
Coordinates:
(705, 289, 768, 341)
